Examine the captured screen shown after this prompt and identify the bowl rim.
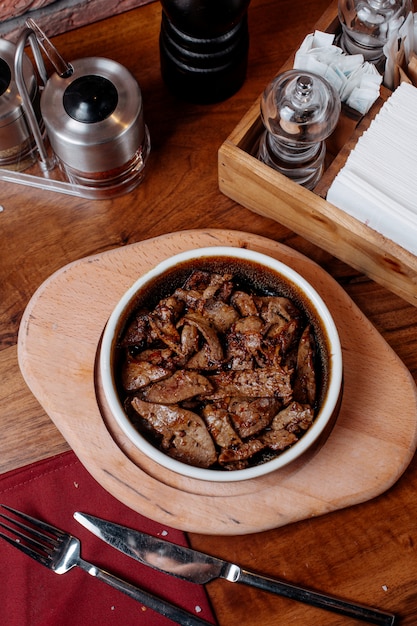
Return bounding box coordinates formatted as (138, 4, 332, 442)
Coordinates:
(100, 246, 343, 482)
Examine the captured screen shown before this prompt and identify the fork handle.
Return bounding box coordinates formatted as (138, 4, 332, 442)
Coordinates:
(78, 557, 214, 626)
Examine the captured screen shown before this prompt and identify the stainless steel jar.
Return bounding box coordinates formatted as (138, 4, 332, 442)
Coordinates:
(40, 56, 149, 193)
(14, 22, 150, 198)
(0, 39, 39, 171)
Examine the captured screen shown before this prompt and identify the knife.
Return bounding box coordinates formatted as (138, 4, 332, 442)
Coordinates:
(74, 512, 396, 626)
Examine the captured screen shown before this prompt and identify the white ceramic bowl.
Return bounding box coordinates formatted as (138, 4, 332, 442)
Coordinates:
(100, 247, 343, 482)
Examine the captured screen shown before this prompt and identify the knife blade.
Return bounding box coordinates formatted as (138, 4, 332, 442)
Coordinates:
(74, 512, 396, 626)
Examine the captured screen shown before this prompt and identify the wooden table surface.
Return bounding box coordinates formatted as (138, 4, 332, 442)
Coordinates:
(1, 1, 417, 624)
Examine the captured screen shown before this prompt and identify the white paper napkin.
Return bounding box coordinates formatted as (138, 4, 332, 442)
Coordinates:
(327, 82, 417, 255)
(294, 31, 382, 114)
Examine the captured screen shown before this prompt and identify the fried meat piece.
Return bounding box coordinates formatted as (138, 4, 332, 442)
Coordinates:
(148, 296, 184, 354)
(121, 348, 176, 391)
(232, 315, 264, 338)
(228, 396, 280, 438)
(218, 439, 266, 466)
(271, 401, 314, 432)
(120, 312, 152, 348)
(201, 272, 233, 300)
(177, 270, 239, 332)
(202, 401, 267, 468)
(255, 296, 302, 324)
(186, 345, 222, 370)
(142, 369, 213, 403)
(261, 429, 298, 451)
(131, 398, 217, 468)
(178, 312, 224, 361)
(122, 356, 173, 391)
(261, 402, 314, 451)
(202, 403, 242, 449)
(201, 299, 239, 333)
(230, 291, 258, 316)
(293, 325, 317, 405)
(173, 288, 203, 311)
(207, 366, 293, 403)
(265, 318, 300, 357)
(226, 315, 265, 370)
(182, 269, 212, 291)
(178, 270, 234, 305)
(180, 322, 200, 358)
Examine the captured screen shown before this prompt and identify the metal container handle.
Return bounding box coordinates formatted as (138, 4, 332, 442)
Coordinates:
(14, 27, 54, 171)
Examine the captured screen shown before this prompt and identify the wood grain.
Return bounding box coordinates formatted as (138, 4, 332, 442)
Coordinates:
(18, 230, 417, 534)
(1, 1, 417, 623)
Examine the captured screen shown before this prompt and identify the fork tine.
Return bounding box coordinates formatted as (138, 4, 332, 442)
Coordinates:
(1, 505, 66, 538)
(0, 516, 51, 547)
(0, 524, 51, 566)
(0, 505, 64, 567)
(0, 513, 58, 546)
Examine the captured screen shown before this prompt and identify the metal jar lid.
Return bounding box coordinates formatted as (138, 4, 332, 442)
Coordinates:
(0, 39, 38, 149)
(40, 57, 145, 173)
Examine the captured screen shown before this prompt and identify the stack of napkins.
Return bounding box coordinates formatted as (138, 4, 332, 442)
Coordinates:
(327, 82, 417, 256)
(294, 31, 382, 114)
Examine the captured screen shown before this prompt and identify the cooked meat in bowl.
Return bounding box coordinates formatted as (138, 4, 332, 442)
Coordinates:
(101, 248, 343, 481)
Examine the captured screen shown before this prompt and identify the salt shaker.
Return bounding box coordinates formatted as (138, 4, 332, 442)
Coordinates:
(257, 70, 341, 190)
(159, 0, 251, 103)
(338, 0, 413, 73)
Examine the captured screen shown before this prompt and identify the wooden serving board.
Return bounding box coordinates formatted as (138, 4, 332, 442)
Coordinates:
(17, 229, 417, 535)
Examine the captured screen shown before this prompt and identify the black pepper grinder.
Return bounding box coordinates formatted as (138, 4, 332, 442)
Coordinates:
(159, 0, 251, 103)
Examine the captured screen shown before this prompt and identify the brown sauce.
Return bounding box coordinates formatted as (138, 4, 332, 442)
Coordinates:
(112, 256, 331, 470)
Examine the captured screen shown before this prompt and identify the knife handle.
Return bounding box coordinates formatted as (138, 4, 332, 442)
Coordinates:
(238, 569, 395, 625)
(79, 558, 214, 626)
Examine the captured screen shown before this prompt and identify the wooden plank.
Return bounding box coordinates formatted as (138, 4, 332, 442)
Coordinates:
(17, 230, 417, 534)
(0, 345, 69, 473)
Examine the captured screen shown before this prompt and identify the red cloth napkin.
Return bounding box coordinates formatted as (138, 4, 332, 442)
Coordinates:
(0, 451, 216, 626)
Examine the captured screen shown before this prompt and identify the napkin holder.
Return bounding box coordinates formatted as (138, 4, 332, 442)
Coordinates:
(218, 0, 417, 308)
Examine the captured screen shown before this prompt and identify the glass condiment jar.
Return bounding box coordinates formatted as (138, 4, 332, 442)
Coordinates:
(257, 70, 341, 190)
(338, 0, 413, 73)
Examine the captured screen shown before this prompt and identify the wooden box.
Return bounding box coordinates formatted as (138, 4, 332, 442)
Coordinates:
(218, 0, 417, 307)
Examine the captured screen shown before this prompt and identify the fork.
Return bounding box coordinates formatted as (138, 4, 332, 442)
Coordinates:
(0, 505, 214, 626)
